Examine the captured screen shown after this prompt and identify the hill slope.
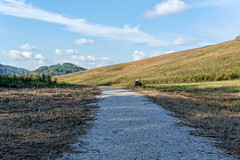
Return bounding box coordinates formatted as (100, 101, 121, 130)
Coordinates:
(34, 63, 86, 76)
(0, 64, 29, 76)
(57, 39, 240, 86)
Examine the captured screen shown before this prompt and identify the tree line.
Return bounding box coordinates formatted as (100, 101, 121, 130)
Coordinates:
(0, 72, 58, 88)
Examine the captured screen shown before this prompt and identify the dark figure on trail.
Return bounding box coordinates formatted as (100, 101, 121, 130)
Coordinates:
(134, 79, 142, 86)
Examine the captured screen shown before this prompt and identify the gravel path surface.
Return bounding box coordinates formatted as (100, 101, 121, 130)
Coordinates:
(58, 87, 237, 160)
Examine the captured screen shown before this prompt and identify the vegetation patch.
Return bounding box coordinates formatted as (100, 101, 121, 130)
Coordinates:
(0, 86, 101, 159)
(33, 63, 86, 77)
(235, 35, 240, 41)
(130, 80, 240, 156)
(108, 66, 124, 72)
(143, 72, 240, 84)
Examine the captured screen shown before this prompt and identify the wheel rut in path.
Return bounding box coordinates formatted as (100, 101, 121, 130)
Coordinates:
(58, 87, 237, 160)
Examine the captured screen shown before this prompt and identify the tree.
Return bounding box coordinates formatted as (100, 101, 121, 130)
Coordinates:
(46, 75, 52, 84)
(236, 35, 240, 40)
(41, 73, 46, 82)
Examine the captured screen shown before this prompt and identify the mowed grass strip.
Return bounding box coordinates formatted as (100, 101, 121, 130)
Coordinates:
(0, 86, 101, 160)
(130, 80, 240, 155)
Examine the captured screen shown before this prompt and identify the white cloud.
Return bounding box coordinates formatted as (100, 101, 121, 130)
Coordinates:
(71, 54, 112, 68)
(20, 43, 38, 51)
(170, 38, 198, 46)
(72, 55, 86, 61)
(99, 57, 111, 61)
(56, 48, 112, 68)
(55, 48, 80, 55)
(2, 49, 45, 64)
(65, 49, 79, 55)
(55, 48, 62, 55)
(132, 50, 146, 61)
(0, 0, 164, 46)
(132, 50, 176, 60)
(72, 54, 111, 63)
(3, 49, 32, 60)
(149, 51, 163, 58)
(34, 54, 45, 64)
(144, 0, 188, 18)
(75, 38, 94, 45)
(86, 55, 96, 61)
(165, 51, 175, 54)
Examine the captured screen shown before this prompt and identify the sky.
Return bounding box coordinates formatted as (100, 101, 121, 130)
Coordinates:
(0, 0, 240, 70)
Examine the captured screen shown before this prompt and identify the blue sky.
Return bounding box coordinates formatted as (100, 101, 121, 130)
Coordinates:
(0, 0, 240, 70)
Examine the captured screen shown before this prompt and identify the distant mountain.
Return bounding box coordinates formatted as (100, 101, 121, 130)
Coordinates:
(33, 63, 86, 76)
(0, 64, 29, 76)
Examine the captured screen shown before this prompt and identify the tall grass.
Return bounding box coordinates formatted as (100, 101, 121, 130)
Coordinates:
(143, 72, 240, 85)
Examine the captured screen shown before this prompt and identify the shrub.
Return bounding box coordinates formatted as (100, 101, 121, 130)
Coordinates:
(0, 74, 58, 88)
(235, 35, 240, 40)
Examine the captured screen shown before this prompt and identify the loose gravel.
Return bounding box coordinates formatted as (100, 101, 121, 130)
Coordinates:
(58, 87, 237, 160)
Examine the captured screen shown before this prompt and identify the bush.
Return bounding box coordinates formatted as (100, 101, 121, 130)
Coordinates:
(235, 35, 240, 40)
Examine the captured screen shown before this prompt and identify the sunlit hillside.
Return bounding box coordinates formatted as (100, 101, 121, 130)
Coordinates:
(57, 39, 240, 86)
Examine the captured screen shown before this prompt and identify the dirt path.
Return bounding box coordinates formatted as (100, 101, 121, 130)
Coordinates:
(58, 87, 237, 160)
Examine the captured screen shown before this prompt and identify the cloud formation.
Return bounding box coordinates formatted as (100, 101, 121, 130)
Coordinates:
(0, 0, 163, 46)
(72, 54, 111, 62)
(170, 38, 198, 46)
(34, 54, 45, 64)
(72, 54, 112, 69)
(132, 50, 176, 60)
(2, 49, 45, 64)
(55, 49, 80, 55)
(3, 50, 32, 60)
(55, 48, 112, 68)
(144, 0, 188, 18)
(75, 38, 94, 45)
(132, 50, 146, 61)
(20, 43, 38, 51)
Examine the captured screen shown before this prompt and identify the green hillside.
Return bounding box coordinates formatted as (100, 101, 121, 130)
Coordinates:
(57, 39, 240, 86)
(34, 63, 86, 76)
(0, 64, 29, 76)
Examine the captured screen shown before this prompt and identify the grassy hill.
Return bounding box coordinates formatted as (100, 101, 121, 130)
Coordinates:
(57, 39, 240, 86)
(34, 63, 86, 77)
(0, 64, 29, 76)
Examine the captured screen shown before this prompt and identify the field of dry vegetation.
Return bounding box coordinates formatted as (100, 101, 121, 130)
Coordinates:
(57, 39, 240, 86)
(0, 86, 101, 159)
(130, 80, 240, 155)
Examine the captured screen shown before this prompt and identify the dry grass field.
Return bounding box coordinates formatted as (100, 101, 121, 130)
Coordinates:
(0, 86, 101, 159)
(57, 39, 240, 86)
(130, 80, 240, 155)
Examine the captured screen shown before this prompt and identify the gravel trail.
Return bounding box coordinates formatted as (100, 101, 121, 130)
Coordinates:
(59, 87, 237, 160)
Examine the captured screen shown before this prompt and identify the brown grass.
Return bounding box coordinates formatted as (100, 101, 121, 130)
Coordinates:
(129, 80, 240, 156)
(57, 39, 240, 85)
(0, 86, 101, 159)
